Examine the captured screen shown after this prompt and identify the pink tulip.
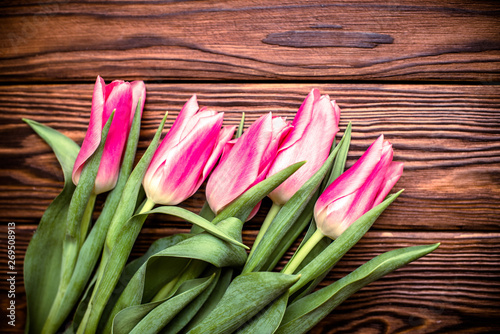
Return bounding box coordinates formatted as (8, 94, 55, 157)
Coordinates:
(206, 113, 292, 218)
(267, 89, 341, 205)
(72, 76, 146, 195)
(314, 135, 404, 239)
(143, 95, 235, 205)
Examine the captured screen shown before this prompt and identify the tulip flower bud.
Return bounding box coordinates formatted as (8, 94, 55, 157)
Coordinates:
(206, 113, 292, 218)
(314, 135, 404, 239)
(143, 95, 235, 206)
(72, 76, 146, 195)
(267, 89, 341, 205)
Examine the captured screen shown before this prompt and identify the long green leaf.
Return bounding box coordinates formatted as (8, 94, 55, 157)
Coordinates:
(159, 269, 221, 334)
(118, 275, 215, 334)
(22, 119, 80, 181)
(23, 120, 80, 334)
(321, 122, 351, 192)
(183, 268, 233, 332)
(289, 190, 404, 295)
(187, 272, 299, 334)
(144, 206, 248, 249)
(236, 292, 289, 334)
(277, 243, 440, 334)
(77, 113, 168, 334)
(50, 99, 144, 332)
(261, 197, 316, 272)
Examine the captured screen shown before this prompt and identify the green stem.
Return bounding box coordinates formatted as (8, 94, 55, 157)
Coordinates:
(137, 197, 156, 214)
(77, 198, 156, 334)
(282, 229, 325, 275)
(79, 192, 97, 246)
(248, 202, 282, 259)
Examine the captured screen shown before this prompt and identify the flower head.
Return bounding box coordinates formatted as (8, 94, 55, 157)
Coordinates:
(143, 95, 235, 205)
(206, 113, 292, 218)
(314, 135, 404, 239)
(72, 76, 146, 194)
(267, 89, 341, 205)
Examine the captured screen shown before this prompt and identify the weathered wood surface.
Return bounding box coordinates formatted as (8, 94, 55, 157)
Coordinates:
(1, 0, 500, 333)
(1, 83, 499, 333)
(1, 0, 500, 82)
(1, 84, 499, 229)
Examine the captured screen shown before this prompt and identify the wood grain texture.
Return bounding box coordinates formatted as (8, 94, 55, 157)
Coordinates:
(1, 1, 500, 332)
(1, 83, 499, 230)
(1, 0, 499, 82)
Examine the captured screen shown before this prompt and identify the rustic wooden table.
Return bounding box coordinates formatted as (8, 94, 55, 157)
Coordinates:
(1, 1, 499, 333)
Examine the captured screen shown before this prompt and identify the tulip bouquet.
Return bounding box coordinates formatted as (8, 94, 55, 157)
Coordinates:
(23, 78, 439, 334)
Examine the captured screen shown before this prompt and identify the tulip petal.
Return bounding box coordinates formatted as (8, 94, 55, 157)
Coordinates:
(255, 117, 292, 184)
(340, 141, 393, 229)
(169, 95, 201, 144)
(373, 161, 404, 206)
(201, 125, 236, 182)
(206, 114, 274, 213)
(130, 81, 146, 122)
(72, 76, 106, 185)
(268, 95, 339, 204)
(145, 96, 200, 186)
(145, 113, 224, 205)
(315, 135, 384, 216)
(277, 89, 317, 152)
(94, 82, 133, 194)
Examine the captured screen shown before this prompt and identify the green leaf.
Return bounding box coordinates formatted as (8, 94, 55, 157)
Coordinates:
(242, 134, 348, 273)
(277, 243, 440, 334)
(236, 292, 289, 334)
(101, 217, 247, 332)
(161, 269, 221, 334)
(212, 161, 305, 224)
(22, 119, 80, 182)
(144, 206, 249, 249)
(22, 120, 79, 334)
(190, 202, 216, 234)
(184, 268, 233, 331)
(321, 122, 351, 192)
(113, 275, 215, 334)
(186, 272, 299, 334)
(77, 113, 169, 334)
(50, 99, 145, 332)
(289, 190, 404, 295)
(199, 201, 216, 221)
(61, 111, 115, 293)
(261, 196, 316, 272)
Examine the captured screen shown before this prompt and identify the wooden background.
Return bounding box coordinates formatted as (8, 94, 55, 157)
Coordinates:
(1, 1, 499, 333)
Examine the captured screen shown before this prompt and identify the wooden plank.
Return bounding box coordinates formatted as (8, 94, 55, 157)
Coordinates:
(1, 83, 499, 230)
(1, 0, 499, 82)
(1, 226, 498, 333)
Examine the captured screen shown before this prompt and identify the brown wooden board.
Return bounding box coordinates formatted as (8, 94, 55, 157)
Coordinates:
(1, 84, 499, 230)
(1, 0, 500, 332)
(1, 0, 499, 82)
(1, 82, 499, 333)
